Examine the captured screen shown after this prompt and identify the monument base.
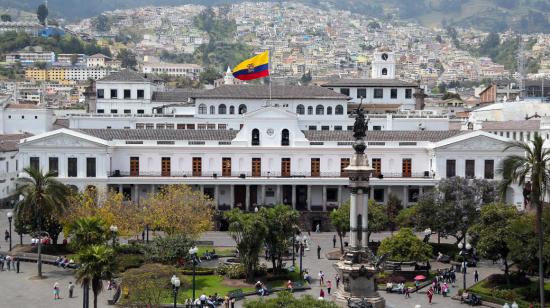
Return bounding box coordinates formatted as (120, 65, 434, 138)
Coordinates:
(333, 255, 386, 308)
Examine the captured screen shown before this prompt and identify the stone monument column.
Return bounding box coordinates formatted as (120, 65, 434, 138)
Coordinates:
(349, 187, 358, 248)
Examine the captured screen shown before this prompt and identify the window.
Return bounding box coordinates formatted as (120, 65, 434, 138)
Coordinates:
(222, 158, 231, 177)
(137, 109, 144, 114)
(340, 88, 350, 96)
(373, 188, 384, 203)
(187, 124, 195, 129)
(311, 158, 320, 177)
(409, 188, 420, 203)
(327, 106, 333, 115)
(190, 157, 201, 176)
(252, 158, 261, 177)
(282, 158, 291, 177)
(110, 89, 118, 98)
(124, 89, 131, 99)
(374, 88, 383, 99)
(49, 157, 58, 175)
(341, 158, 350, 177)
(130, 157, 139, 176)
(198, 104, 207, 114)
(229, 106, 235, 114)
(238, 104, 247, 114)
(218, 104, 227, 114)
(382, 68, 388, 75)
(334, 126, 342, 130)
(307, 106, 313, 115)
(484, 160, 494, 179)
(110, 109, 118, 114)
(162, 157, 171, 176)
(124, 109, 131, 114)
(357, 88, 367, 99)
(446, 160, 456, 178)
(405, 89, 413, 99)
(327, 188, 338, 202)
(145, 123, 154, 129)
(197, 124, 207, 130)
(315, 105, 324, 115)
(252, 129, 260, 146)
(137, 89, 144, 99)
(281, 129, 290, 146)
(321, 126, 329, 131)
(373, 126, 382, 131)
(372, 158, 381, 176)
(97, 89, 104, 98)
(391, 88, 398, 99)
(86, 157, 96, 177)
(218, 124, 227, 130)
(335, 105, 344, 115)
(402, 159, 412, 177)
(308, 126, 317, 130)
(209, 105, 215, 114)
(296, 104, 305, 115)
(465, 160, 475, 178)
(68, 157, 77, 177)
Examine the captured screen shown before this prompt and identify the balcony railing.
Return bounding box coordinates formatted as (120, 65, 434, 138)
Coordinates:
(108, 170, 434, 179)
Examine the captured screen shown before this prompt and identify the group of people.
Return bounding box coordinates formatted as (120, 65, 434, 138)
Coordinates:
(54, 256, 75, 269)
(52, 281, 75, 300)
(0, 254, 18, 271)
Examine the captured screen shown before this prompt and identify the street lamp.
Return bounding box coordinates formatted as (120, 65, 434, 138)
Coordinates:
(423, 228, 431, 243)
(299, 242, 304, 277)
(109, 225, 118, 248)
(458, 240, 472, 291)
(171, 274, 181, 308)
(7, 211, 13, 251)
(188, 246, 199, 302)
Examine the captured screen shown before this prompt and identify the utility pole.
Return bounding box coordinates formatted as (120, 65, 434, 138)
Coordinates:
(517, 35, 526, 99)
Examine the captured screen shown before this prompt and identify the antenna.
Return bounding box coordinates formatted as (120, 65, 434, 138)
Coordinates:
(517, 35, 526, 99)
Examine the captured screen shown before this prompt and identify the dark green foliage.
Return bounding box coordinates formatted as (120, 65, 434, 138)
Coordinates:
(244, 291, 339, 308)
(117, 49, 137, 69)
(1, 14, 12, 22)
(142, 234, 194, 265)
(36, 4, 48, 25)
(93, 14, 110, 32)
(199, 67, 222, 85)
(0, 31, 111, 56)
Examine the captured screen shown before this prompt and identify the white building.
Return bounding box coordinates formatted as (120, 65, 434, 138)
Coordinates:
(86, 54, 121, 69)
(0, 133, 30, 207)
(6, 51, 56, 66)
(65, 67, 112, 81)
(142, 62, 203, 79)
(18, 108, 524, 225)
(0, 102, 55, 135)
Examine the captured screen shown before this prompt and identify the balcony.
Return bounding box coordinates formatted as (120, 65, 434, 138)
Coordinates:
(108, 170, 433, 179)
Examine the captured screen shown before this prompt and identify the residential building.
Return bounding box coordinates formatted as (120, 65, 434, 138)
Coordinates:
(0, 133, 31, 207)
(142, 62, 203, 79)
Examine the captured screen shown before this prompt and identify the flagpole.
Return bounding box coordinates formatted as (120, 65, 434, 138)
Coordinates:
(269, 48, 272, 103)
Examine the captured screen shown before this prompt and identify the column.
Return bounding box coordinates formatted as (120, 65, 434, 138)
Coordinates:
(419, 186, 424, 196)
(403, 186, 408, 208)
(150, 184, 155, 196)
(349, 187, 358, 248)
(134, 185, 140, 204)
(338, 186, 342, 207)
(245, 185, 250, 211)
(200, 185, 205, 194)
(291, 185, 297, 209)
(307, 185, 312, 211)
(360, 188, 368, 248)
(214, 185, 220, 210)
(276, 185, 281, 204)
(118, 184, 123, 194)
(322, 185, 327, 211)
(230, 185, 235, 209)
(260, 185, 265, 205)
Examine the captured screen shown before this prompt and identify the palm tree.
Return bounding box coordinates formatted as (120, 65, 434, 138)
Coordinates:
(501, 133, 550, 307)
(76, 245, 115, 308)
(67, 217, 108, 251)
(15, 167, 68, 278)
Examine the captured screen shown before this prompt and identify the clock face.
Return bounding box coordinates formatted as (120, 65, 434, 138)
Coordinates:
(381, 53, 388, 61)
(266, 128, 275, 136)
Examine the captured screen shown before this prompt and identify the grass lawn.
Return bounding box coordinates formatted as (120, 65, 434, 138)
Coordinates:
(468, 274, 550, 307)
(177, 275, 254, 299)
(196, 246, 236, 257)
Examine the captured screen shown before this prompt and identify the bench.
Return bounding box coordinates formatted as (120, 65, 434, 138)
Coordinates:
(227, 289, 245, 300)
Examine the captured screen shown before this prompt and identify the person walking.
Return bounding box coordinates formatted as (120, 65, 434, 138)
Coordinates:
(335, 274, 340, 289)
(315, 224, 320, 233)
(53, 282, 61, 300)
(4, 230, 9, 242)
(319, 288, 325, 299)
(68, 282, 75, 298)
(318, 270, 325, 286)
(332, 235, 337, 248)
(327, 280, 332, 295)
(317, 245, 321, 259)
(427, 286, 434, 304)
(404, 286, 411, 298)
(6, 255, 11, 271)
(474, 269, 479, 283)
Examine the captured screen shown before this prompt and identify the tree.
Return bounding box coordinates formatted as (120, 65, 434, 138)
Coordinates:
(330, 203, 349, 254)
(142, 185, 213, 238)
(378, 228, 433, 262)
(36, 4, 48, 26)
(469, 204, 520, 286)
(15, 167, 69, 278)
(76, 245, 115, 308)
(259, 205, 299, 272)
(300, 71, 312, 85)
(117, 49, 137, 69)
(199, 67, 222, 85)
(142, 234, 193, 265)
(244, 291, 339, 308)
(367, 200, 387, 243)
(501, 133, 550, 306)
(1, 14, 12, 22)
(93, 14, 110, 32)
(66, 217, 109, 251)
(225, 209, 267, 282)
(34, 61, 47, 69)
(386, 194, 403, 234)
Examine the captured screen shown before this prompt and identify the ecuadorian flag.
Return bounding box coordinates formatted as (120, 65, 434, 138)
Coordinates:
(232, 51, 269, 81)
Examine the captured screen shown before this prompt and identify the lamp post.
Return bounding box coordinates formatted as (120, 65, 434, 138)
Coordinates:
(299, 242, 304, 276)
(171, 275, 180, 308)
(109, 225, 118, 248)
(423, 228, 431, 243)
(145, 224, 149, 243)
(7, 211, 13, 251)
(188, 246, 199, 303)
(458, 239, 472, 291)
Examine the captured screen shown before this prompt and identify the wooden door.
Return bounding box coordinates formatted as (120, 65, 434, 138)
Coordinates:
(282, 158, 291, 177)
(192, 157, 202, 176)
(222, 158, 231, 177)
(130, 157, 139, 176)
(161, 157, 170, 177)
(252, 158, 261, 177)
(372, 158, 381, 176)
(340, 158, 350, 177)
(311, 158, 320, 177)
(402, 158, 412, 177)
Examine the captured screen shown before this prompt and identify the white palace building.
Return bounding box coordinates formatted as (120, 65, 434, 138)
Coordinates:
(4, 51, 527, 227)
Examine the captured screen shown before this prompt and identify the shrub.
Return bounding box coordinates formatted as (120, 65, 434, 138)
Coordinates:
(142, 234, 193, 265)
(216, 263, 246, 279)
(116, 243, 144, 255)
(115, 254, 144, 273)
(492, 288, 519, 302)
